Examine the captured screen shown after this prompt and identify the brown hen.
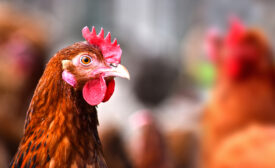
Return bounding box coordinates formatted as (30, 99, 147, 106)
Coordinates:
(202, 18, 275, 168)
(129, 110, 173, 168)
(0, 3, 48, 157)
(10, 27, 130, 168)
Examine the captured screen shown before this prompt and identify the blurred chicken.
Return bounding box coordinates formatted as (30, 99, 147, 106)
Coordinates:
(212, 124, 275, 168)
(0, 140, 9, 168)
(129, 110, 173, 168)
(0, 3, 48, 157)
(166, 130, 198, 168)
(100, 126, 133, 168)
(202, 18, 275, 168)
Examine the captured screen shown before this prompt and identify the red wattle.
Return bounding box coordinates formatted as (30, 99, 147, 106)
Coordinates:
(103, 79, 115, 102)
(225, 58, 241, 79)
(82, 76, 107, 106)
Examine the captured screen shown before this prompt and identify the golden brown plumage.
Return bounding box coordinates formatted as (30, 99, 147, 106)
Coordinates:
(202, 19, 275, 168)
(212, 125, 275, 168)
(10, 27, 130, 168)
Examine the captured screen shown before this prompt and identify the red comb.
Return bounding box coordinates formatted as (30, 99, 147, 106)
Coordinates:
(226, 16, 245, 47)
(82, 26, 122, 64)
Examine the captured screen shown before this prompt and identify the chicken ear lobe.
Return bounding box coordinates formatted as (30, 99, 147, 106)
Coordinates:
(62, 70, 77, 87)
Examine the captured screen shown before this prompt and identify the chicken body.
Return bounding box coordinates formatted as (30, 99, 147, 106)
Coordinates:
(202, 20, 275, 168)
(203, 75, 275, 167)
(100, 127, 133, 168)
(129, 111, 173, 168)
(166, 130, 198, 168)
(10, 27, 129, 168)
(212, 125, 275, 168)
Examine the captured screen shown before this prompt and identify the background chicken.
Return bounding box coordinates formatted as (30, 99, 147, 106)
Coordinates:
(10, 27, 129, 167)
(0, 3, 48, 157)
(201, 18, 275, 168)
(166, 130, 198, 168)
(99, 126, 133, 168)
(129, 110, 173, 168)
(212, 124, 275, 168)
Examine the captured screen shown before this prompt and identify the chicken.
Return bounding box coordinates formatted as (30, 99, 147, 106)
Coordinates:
(0, 140, 9, 168)
(0, 3, 47, 156)
(202, 18, 275, 168)
(10, 26, 130, 168)
(129, 110, 173, 168)
(212, 125, 275, 168)
(100, 126, 133, 168)
(166, 130, 198, 168)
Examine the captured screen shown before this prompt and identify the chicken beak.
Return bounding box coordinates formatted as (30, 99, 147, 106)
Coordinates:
(93, 64, 130, 80)
(106, 64, 130, 80)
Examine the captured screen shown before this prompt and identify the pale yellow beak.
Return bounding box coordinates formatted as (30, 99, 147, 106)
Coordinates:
(93, 64, 130, 80)
(109, 64, 130, 80)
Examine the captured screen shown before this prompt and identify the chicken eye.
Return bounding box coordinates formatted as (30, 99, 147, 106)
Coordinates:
(80, 55, 92, 65)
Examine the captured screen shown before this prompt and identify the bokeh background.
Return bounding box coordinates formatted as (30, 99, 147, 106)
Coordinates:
(0, 0, 275, 168)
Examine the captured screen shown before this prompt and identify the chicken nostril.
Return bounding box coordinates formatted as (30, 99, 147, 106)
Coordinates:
(110, 63, 118, 68)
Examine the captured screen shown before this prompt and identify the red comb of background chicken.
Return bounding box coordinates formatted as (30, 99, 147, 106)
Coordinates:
(82, 26, 122, 64)
(205, 17, 245, 63)
(224, 17, 246, 78)
(225, 17, 245, 48)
